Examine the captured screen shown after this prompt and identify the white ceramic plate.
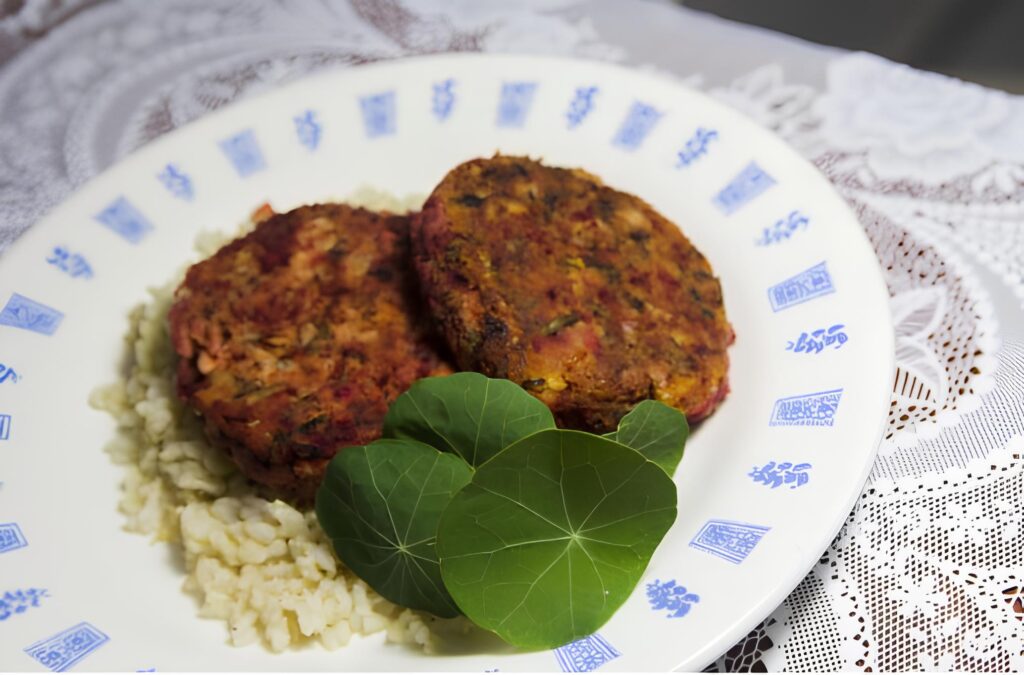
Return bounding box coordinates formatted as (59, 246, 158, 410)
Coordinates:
(0, 55, 893, 672)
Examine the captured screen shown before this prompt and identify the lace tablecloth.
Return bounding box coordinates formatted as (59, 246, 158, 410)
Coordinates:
(2, 1, 1022, 671)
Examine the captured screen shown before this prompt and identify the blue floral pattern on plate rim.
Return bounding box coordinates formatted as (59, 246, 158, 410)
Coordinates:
(0, 54, 896, 673)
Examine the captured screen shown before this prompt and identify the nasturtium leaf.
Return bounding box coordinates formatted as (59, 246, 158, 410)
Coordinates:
(436, 429, 678, 649)
(315, 439, 472, 618)
(606, 400, 689, 475)
(382, 372, 556, 467)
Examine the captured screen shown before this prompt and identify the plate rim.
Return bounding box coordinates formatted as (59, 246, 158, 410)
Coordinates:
(0, 52, 896, 672)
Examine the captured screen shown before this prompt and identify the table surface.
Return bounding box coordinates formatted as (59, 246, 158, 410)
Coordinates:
(1, 1, 1022, 671)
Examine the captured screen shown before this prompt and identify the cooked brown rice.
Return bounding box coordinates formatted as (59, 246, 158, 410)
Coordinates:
(91, 190, 445, 652)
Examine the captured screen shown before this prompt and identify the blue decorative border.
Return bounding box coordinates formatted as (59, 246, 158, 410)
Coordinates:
(94, 197, 154, 244)
(756, 210, 809, 246)
(432, 79, 456, 121)
(646, 579, 700, 618)
(676, 127, 718, 167)
(770, 389, 843, 427)
(156, 164, 194, 201)
(768, 261, 835, 312)
(566, 85, 598, 129)
(748, 461, 812, 489)
(612, 101, 662, 150)
(46, 246, 94, 279)
(0, 293, 63, 336)
(24, 622, 109, 672)
(786, 325, 848, 354)
(360, 91, 397, 137)
(219, 129, 266, 177)
(0, 522, 27, 553)
(689, 519, 770, 564)
(1, 588, 49, 621)
(293, 110, 322, 150)
(496, 81, 537, 128)
(712, 161, 775, 215)
(0, 364, 17, 385)
(554, 633, 621, 672)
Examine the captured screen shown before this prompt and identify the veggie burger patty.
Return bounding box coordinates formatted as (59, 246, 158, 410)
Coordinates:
(169, 204, 451, 500)
(411, 155, 733, 431)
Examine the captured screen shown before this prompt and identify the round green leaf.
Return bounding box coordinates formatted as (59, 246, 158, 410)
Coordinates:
(315, 439, 473, 618)
(436, 429, 678, 649)
(606, 399, 689, 475)
(383, 372, 556, 467)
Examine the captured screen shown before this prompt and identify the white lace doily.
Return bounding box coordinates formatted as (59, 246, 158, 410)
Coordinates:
(2, 2, 1022, 671)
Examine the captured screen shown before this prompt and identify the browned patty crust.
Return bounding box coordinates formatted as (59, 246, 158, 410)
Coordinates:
(411, 156, 733, 431)
(169, 204, 451, 500)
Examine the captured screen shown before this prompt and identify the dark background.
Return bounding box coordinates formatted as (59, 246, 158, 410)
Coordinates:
(680, 0, 1024, 93)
